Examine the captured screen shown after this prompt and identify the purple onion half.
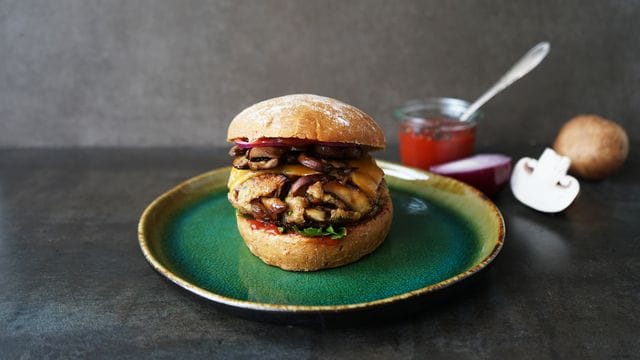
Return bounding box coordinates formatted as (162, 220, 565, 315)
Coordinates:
(429, 154, 512, 197)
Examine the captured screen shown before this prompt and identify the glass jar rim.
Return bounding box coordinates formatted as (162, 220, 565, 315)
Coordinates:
(394, 97, 481, 128)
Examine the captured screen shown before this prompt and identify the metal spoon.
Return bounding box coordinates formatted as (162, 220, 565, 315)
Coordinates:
(460, 42, 550, 121)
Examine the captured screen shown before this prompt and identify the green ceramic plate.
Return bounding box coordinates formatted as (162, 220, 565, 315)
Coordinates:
(138, 160, 504, 320)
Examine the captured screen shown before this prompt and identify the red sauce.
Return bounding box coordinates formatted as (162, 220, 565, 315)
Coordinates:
(247, 219, 340, 245)
(399, 118, 476, 170)
(248, 219, 280, 235)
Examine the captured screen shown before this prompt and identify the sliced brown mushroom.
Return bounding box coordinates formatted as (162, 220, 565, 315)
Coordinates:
(232, 156, 250, 169)
(305, 208, 327, 222)
(235, 174, 288, 210)
(298, 153, 331, 172)
(248, 146, 285, 160)
(330, 208, 362, 223)
(334, 167, 354, 179)
(288, 174, 326, 197)
(248, 158, 280, 170)
(250, 199, 269, 220)
(261, 197, 287, 215)
(321, 193, 349, 210)
(228, 145, 247, 157)
(283, 196, 308, 224)
(323, 181, 372, 213)
(306, 182, 324, 203)
(327, 160, 348, 169)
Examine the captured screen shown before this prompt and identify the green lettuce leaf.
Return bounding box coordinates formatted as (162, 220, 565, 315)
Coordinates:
(292, 224, 348, 240)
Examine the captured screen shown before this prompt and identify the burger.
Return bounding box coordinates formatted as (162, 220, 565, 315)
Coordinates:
(226, 94, 393, 271)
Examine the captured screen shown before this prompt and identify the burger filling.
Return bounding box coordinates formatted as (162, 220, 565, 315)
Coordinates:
(227, 140, 387, 239)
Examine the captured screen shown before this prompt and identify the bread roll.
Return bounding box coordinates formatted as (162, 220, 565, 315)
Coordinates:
(237, 184, 392, 271)
(227, 94, 385, 149)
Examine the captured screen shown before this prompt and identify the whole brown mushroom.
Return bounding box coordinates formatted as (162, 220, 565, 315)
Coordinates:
(553, 115, 629, 180)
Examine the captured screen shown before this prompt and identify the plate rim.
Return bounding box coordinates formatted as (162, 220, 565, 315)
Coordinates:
(138, 160, 505, 314)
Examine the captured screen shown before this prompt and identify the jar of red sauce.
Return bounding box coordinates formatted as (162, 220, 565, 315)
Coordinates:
(394, 98, 480, 170)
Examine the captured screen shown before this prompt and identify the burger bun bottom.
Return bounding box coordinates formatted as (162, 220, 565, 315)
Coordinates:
(236, 187, 393, 272)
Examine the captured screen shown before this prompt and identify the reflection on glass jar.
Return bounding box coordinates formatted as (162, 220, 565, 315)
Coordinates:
(394, 98, 480, 170)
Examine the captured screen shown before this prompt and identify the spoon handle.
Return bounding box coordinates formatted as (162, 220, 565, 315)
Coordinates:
(460, 42, 550, 122)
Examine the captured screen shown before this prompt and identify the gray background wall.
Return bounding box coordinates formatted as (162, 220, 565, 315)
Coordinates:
(1, 0, 638, 148)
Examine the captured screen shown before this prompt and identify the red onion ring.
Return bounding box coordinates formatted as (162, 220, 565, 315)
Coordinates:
(234, 138, 354, 149)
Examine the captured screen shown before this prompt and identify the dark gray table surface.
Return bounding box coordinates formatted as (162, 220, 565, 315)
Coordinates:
(0, 146, 638, 359)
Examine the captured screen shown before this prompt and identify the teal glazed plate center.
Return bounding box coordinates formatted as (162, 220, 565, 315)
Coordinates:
(138, 160, 505, 315)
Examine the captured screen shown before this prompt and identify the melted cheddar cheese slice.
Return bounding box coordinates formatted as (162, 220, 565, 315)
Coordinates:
(228, 164, 320, 191)
(347, 155, 385, 197)
(227, 155, 384, 198)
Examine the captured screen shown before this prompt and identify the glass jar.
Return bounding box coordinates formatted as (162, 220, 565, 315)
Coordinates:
(394, 98, 480, 170)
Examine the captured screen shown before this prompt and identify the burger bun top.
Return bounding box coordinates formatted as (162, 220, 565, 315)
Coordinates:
(227, 94, 385, 149)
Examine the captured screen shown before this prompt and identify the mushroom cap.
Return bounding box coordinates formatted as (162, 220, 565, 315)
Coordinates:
(553, 114, 629, 180)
